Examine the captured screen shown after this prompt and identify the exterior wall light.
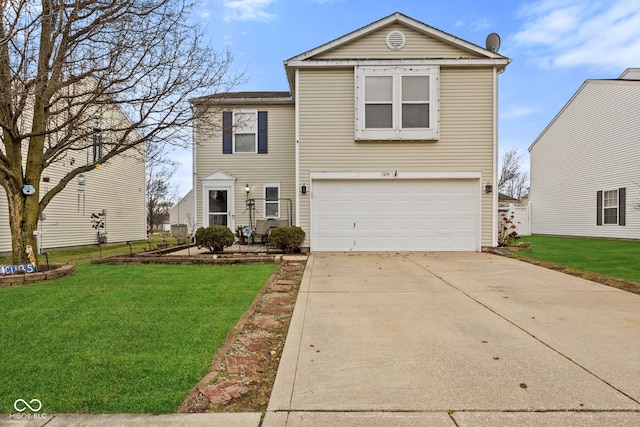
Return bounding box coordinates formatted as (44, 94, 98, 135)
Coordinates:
(485, 182, 493, 193)
(245, 184, 250, 195)
(301, 183, 307, 194)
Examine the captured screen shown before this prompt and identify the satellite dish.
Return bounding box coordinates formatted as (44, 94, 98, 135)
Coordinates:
(486, 33, 501, 53)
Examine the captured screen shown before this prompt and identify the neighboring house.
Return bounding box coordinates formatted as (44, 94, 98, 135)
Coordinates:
(529, 68, 640, 239)
(170, 190, 194, 227)
(169, 190, 194, 236)
(192, 12, 510, 251)
(498, 193, 520, 208)
(0, 94, 146, 255)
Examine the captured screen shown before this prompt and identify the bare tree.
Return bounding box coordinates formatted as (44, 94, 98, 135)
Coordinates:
(146, 176, 175, 232)
(0, 0, 242, 264)
(498, 147, 529, 200)
(146, 144, 178, 232)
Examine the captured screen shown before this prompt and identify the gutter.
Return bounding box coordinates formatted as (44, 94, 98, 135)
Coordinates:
(295, 69, 300, 227)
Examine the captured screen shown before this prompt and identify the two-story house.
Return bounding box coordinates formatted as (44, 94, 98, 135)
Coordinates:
(192, 12, 510, 252)
(529, 68, 640, 239)
(0, 91, 146, 255)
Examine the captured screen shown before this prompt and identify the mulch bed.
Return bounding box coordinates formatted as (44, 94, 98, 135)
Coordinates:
(179, 258, 306, 413)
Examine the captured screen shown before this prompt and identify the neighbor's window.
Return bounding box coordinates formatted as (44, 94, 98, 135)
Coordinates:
(92, 127, 103, 163)
(233, 110, 257, 153)
(597, 188, 626, 226)
(356, 66, 439, 140)
(264, 183, 280, 218)
(603, 189, 618, 225)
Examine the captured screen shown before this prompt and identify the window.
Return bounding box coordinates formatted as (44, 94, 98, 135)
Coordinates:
(92, 127, 103, 163)
(222, 111, 268, 154)
(597, 188, 626, 226)
(264, 183, 280, 218)
(233, 111, 257, 153)
(603, 190, 618, 224)
(356, 66, 439, 140)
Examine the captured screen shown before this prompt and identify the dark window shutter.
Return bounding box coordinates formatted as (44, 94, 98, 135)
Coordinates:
(596, 190, 603, 226)
(258, 111, 268, 154)
(222, 111, 232, 154)
(619, 187, 626, 226)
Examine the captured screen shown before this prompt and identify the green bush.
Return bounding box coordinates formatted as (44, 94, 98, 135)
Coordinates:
(268, 226, 306, 253)
(195, 225, 235, 253)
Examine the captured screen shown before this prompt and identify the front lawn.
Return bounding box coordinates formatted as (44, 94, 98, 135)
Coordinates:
(0, 263, 276, 414)
(516, 236, 640, 283)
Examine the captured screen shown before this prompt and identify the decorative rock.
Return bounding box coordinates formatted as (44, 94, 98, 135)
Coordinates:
(200, 380, 248, 405)
(270, 296, 295, 305)
(239, 336, 273, 351)
(225, 355, 260, 374)
(252, 317, 283, 330)
(257, 305, 289, 315)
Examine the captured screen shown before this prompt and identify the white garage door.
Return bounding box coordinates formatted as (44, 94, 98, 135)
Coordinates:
(312, 179, 479, 251)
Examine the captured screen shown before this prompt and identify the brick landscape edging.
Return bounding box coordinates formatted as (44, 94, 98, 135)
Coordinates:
(0, 265, 75, 287)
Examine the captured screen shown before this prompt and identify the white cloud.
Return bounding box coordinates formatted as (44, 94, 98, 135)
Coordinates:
(471, 17, 492, 31)
(223, 0, 276, 22)
(513, 0, 640, 71)
(502, 106, 539, 119)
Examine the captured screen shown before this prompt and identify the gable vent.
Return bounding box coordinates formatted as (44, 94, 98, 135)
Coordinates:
(386, 30, 406, 50)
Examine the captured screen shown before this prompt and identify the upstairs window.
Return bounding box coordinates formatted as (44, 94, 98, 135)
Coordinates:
(233, 111, 257, 153)
(356, 66, 439, 140)
(92, 127, 103, 163)
(222, 111, 268, 154)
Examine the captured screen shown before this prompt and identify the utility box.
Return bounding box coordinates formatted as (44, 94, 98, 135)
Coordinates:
(171, 224, 188, 239)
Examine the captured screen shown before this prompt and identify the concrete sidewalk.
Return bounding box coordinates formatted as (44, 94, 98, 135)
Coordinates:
(264, 252, 640, 426)
(1, 413, 261, 426)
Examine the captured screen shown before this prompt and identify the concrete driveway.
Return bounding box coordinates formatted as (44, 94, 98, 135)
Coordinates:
(264, 252, 640, 426)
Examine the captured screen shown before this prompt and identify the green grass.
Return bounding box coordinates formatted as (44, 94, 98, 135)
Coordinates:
(0, 263, 276, 414)
(517, 236, 640, 283)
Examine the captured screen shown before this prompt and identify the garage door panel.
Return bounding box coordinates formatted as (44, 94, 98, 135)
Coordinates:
(312, 179, 479, 251)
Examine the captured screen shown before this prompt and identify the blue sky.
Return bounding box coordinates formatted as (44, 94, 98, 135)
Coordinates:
(171, 0, 640, 198)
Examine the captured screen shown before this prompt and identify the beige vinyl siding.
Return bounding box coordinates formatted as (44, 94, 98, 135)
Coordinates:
(316, 23, 482, 60)
(530, 80, 640, 239)
(298, 66, 495, 247)
(1, 98, 146, 254)
(194, 104, 296, 230)
(0, 148, 145, 254)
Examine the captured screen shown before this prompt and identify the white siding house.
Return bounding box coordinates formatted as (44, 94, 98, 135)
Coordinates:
(192, 12, 510, 251)
(1, 96, 147, 255)
(169, 190, 194, 229)
(529, 68, 640, 239)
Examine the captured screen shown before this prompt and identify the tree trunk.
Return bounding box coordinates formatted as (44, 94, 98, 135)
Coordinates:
(6, 189, 40, 266)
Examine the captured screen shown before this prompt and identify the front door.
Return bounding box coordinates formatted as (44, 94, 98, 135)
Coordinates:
(208, 189, 231, 227)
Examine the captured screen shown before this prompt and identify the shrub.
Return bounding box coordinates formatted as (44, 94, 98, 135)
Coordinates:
(268, 226, 306, 253)
(195, 226, 235, 253)
(497, 212, 520, 247)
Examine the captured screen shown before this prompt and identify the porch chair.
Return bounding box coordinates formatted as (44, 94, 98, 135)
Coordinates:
(251, 219, 288, 244)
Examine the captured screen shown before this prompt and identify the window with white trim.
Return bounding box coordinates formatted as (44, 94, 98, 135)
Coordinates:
(356, 66, 439, 140)
(596, 188, 626, 226)
(603, 189, 619, 224)
(264, 183, 280, 218)
(233, 110, 257, 153)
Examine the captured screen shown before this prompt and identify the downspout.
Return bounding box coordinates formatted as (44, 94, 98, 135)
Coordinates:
(192, 105, 198, 235)
(295, 68, 300, 227)
(491, 66, 498, 248)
